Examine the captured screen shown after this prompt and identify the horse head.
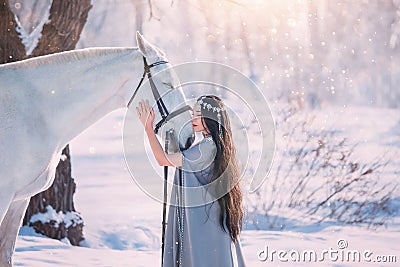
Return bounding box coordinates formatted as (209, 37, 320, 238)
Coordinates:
(134, 32, 194, 152)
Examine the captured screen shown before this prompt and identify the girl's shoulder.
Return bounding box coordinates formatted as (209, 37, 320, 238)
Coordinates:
(192, 136, 215, 152)
(201, 135, 213, 144)
(187, 135, 214, 149)
(182, 136, 216, 172)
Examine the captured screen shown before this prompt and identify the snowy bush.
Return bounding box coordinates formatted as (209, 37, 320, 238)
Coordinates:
(248, 104, 399, 229)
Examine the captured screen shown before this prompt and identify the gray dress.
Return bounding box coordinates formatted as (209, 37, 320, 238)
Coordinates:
(163, 136, 247, 267)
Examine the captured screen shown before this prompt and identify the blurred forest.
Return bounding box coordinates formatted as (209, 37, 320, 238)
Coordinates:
(75, 0, 400, 109)
(9, 0, 400, 108)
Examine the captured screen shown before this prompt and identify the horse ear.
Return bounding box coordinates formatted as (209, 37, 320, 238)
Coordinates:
(136, 31, 164, 59)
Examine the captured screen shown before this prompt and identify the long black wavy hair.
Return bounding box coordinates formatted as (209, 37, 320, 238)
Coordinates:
(197, 95, 244, 243)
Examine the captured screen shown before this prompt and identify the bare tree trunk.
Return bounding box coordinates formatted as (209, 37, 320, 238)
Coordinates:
(30, 0, 92, 57)
(23, 146, 84, 245)
(0, 0, 26, 63)
(0, 0, 92, 246)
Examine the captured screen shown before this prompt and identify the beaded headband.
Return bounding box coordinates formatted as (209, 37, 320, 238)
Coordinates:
(196, 96, 225, 139)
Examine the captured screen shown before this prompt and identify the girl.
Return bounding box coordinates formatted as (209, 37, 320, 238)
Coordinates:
(136, 95, 247, 267)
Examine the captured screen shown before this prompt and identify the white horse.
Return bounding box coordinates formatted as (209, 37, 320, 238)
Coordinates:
(0, 32, 194, 266)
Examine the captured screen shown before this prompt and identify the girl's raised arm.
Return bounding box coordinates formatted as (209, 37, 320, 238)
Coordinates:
(136, 99, 182, 167)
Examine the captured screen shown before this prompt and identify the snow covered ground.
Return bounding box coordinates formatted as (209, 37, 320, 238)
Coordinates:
(14, 106, 400, 266)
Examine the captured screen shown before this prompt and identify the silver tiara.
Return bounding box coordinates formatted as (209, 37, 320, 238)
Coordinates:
(197, 98, 225, 113)
(197, 97, 224, 138)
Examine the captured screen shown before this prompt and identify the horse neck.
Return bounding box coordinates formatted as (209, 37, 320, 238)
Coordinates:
(29, 48, 143, 149)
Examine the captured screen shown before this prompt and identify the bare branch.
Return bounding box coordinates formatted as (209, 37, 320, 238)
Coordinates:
(147, 0, 160, 21)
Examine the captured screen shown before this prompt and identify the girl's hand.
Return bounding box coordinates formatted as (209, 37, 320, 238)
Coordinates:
(136, 99, 154, 132)
(135, 99, 183, 167)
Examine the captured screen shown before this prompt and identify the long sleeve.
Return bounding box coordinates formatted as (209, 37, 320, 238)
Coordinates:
(163, 137, 247, 267)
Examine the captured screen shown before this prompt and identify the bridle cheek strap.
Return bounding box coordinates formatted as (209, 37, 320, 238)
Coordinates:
(154, 105, 192, 134)
(127, 56, 192, 134)
(127, 57, 168, 109)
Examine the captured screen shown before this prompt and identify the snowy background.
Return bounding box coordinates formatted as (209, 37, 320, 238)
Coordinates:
(12, 0, 400, 266)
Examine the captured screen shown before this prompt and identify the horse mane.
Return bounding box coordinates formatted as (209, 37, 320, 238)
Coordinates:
(1, 47, 139, 69)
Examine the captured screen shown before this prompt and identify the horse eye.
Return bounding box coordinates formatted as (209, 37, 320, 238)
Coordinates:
(162, 82, 174, 89)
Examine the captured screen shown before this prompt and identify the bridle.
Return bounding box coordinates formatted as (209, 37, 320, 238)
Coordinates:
(127, 57, 188, 266)
(127, 56, 192, 134)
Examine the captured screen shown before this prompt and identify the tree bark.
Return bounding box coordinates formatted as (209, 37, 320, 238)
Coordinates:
(23, 146, 85, 245)
(0, 0, 92, 246)
(0, 0, 26, 63)
(30, 0, 92, 57)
